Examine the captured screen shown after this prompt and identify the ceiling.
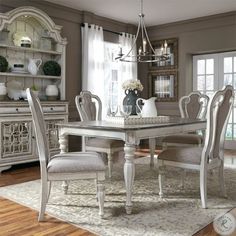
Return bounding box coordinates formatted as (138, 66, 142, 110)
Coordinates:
(45, 0, 236, 26)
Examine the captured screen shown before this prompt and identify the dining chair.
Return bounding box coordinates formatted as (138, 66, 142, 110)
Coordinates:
(26, 88, 106, 221)
(162, 91, 209, 148)
(158, 85, 234, 208)
(75, 91, 124, 178)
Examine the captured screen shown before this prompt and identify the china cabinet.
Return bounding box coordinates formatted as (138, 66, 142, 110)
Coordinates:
(0, 7, 68, 172)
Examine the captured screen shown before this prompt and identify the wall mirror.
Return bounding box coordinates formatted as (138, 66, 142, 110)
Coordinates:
(150, 38, 178, 70)
(149, 71, 178, 101)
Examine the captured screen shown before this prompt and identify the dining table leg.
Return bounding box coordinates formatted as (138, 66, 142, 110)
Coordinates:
(124, 143, 135, 214)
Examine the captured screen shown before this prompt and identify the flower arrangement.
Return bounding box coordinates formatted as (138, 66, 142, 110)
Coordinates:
(122, 79, 143, 91)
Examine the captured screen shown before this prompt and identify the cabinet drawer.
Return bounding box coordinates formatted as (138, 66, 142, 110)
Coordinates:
(0, 105, 67, 114)
(43, 106, 66, 113)
(0, 107, 30, 113)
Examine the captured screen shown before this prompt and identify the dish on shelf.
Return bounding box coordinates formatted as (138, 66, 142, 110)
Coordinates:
(11, 64, 28, 73)
(11, 70, 29, 74)
(13, 32, 32, 47)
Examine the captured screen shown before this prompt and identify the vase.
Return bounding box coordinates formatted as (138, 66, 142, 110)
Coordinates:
(0, 82, 7, 100)
(28, 58, 42, 75)
(46, 85, 58, 100)
(123, 89, 140, 115)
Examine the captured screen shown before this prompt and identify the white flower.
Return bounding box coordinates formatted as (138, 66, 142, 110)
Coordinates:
(122, 79, 143, 91)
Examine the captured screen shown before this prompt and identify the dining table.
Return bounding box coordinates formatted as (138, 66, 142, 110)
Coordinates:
(57, 116, 206, 214)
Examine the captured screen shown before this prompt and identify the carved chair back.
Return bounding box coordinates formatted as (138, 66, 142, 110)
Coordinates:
(75, 91, 102, 121)
(202, 85, 234, 163)
(179, 92, 209, 119)
(26, 88, 49, 177)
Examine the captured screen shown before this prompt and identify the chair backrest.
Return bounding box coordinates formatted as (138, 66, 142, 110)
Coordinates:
(202, 85, 234, 162)
(26, 88, 49, 176)
(75, 91, 102, 121)
(179, 92, 209, 119)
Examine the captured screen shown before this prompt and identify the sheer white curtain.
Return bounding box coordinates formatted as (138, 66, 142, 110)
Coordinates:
(118, 33, 138, 105)
(81, 23, 105, 113)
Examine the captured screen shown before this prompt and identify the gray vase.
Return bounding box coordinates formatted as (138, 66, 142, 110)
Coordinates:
(123, 89, 140, 115)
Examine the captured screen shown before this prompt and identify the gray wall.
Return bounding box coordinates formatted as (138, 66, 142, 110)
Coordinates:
(142, 12, 236, 115)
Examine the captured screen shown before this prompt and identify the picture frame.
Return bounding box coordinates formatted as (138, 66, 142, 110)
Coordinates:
(149, 71, 178, 102)
(150, 38, 178, 70)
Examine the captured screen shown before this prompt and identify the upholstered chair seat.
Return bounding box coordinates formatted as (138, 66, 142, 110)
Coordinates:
(86, 138, 124, 149)
(162, 134, 203, 146)
(158, 147, 202, 165)
(47, 152, 106, 173)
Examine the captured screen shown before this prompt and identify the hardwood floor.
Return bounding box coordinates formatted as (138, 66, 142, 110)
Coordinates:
(0, 150, 235, 236)
(0, 162, 95, 236)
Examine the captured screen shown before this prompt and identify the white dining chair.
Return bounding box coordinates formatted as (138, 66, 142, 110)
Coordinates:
(162, 91, 209, 148)
(75, 91, 124, 178)
(158, 85, 234, 208)
(26, 88, 106, 221)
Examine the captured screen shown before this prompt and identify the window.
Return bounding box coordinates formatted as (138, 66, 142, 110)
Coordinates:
(193, 51, 236, 148)
(104, 42, 119, 111)
(104, 41, 137, 114)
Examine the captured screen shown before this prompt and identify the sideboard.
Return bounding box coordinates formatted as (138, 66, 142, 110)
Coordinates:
(0, 7, 68, 172)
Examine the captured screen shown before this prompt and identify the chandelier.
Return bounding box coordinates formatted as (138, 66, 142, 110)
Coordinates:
(116, 0, 170, 63)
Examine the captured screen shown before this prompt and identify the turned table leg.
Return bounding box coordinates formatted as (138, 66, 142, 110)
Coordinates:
(124, 144, 135, 214)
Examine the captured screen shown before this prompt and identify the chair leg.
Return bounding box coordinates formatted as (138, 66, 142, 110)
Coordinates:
(38, 179, 48, 221)
(181, 170, 186, 189)
(149, 138, 155, 168)
(47, 181, 52, 202)
(97, 183, 105, 217)
(107, 153, 113, 178)
(219, 163, 227, 197)
(62, 180, 68, 194)
(158, 163, 165, 198)
(200, 167, 207, 208)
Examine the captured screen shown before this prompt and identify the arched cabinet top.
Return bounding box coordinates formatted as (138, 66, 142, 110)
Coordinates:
(0, 6, 67, 45)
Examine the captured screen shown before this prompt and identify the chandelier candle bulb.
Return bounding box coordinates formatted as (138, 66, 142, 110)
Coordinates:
(119, 47, 122, 55)
(139, 47, 142, 55)
(164, 40, 168, 54)
(143, 39, 147, 53)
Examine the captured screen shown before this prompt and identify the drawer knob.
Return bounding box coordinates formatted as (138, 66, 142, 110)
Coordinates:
(16, 108, 19, 112)
(50, 107, 53, 111)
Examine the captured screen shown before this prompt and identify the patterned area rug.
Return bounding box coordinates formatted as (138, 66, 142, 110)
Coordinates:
(0, 157, 236, 236)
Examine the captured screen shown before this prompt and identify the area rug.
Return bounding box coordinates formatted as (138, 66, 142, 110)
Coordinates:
(0, 157, 236, 236)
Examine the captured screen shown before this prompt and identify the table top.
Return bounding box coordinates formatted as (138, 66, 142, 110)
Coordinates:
(57, 116, 206, 131)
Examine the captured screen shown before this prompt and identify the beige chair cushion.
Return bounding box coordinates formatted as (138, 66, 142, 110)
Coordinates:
(158, 147, 202, 165)
(47, 152, 106, 173)
(86, 138, 124, 149)
(162, 134, 203, 145)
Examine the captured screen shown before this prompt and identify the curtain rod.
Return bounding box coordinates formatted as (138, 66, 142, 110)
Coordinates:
(81, 23, 122, 36)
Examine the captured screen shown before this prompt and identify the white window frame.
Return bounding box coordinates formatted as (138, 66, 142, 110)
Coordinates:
(193, 51, 236, 149)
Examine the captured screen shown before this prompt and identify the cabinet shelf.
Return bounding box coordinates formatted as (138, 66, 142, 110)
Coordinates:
(0, 44, 62, 55)
(0, 72, 62, 79)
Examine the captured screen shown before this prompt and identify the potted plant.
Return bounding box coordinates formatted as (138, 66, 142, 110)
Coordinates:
(0, 55, 8, 72)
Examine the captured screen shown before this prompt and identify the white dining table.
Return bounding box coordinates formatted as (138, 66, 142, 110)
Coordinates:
(57, 116, 206, 214)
